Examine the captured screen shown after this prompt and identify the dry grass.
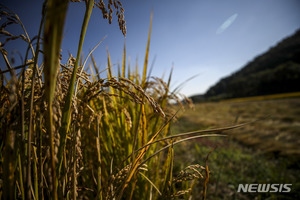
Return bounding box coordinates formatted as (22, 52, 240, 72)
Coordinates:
(176, 98, 300, 156)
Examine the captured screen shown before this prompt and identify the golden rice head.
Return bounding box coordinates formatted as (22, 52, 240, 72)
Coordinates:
(173, 164, 205, 184)
(95, 0, 126, 36)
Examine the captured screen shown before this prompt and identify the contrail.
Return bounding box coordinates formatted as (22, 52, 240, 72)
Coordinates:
(216, 13, 238, 34)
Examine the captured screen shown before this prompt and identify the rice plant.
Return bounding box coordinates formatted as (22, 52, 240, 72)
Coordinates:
(0, 1, 238, 199)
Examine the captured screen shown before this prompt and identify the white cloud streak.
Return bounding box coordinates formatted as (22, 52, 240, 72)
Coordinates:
(216, 13, 238, 34)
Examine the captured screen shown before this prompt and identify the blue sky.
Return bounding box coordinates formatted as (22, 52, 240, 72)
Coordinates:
(1, 0, 300, 97)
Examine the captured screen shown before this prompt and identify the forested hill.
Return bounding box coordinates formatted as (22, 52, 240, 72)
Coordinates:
(202, 29, 300, 101)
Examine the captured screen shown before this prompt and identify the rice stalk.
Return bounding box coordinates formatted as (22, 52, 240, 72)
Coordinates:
(75, 36, 106, 96)
(202, 146, 216, 200)
(43, 0, 69, 199)
(26, 3, 45, 199)
(137, 134, 226, 170)
(3, 72, 17, 199)
(58, 0, 93, 179)
(96, 116, 103, 200)
(161, 140, 174, 199)
(142, 9, 153, 88)
(91, 53, 102, 81)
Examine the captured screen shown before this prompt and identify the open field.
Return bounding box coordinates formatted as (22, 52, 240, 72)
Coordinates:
(175, 97, 300, 156)
(171, 97, 300, 199)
